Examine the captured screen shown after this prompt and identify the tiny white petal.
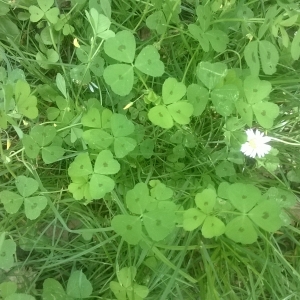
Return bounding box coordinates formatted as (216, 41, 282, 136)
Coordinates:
(240, 129, 272, 158)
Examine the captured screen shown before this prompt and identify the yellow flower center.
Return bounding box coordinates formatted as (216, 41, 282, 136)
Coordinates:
(249, 139, 257, 149)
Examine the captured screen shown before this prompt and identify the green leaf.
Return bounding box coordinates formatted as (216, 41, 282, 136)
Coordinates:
(45, 7, 59, 24)
(143, 210, 175, 241)
(162, 78, 186, 104)
(148, 105, 173, 129)
(183, 208, 206, 231)
(90, 56, 105, 77)
(211, 84, 239, 116)
(104, 30, 136, 63)
(110, 281, 127, 300)
(140, 139, 154, 158)
(235, 100, 253, 126)
(111, 215, 142, 245)
(56, 73, 67, 98)
(38, 0, 54, 12)
(67, 270, 93, 299)
(252, 101, 279, 129)
(201, 216, 225, 238)
(291, 30, 300, 60)
(24, 196, 47, 220)
(117, 266, 136, 288)
(0, 191, 23, 214)
(15, 175, 39, 197)
(243, 76, 272, 104)
(29, 6, 44, 22)
(42, 146, 65, 164)
(225, 117, 245, 131)
(264, 187, 296, 208)
(22, 134, 41, 159)
(187, 84, 209, 116)
(227, 183, 261, 213)
(111, 113, 135, 137)
(206, 29, 229, 53)
(249, 201, 282, 232)
(0, 239, 16, 270)
(188, 24, 209, 52)
(126, 183, 152, 214)
(167, 101, 194, 125)
(150, 182, 173, 201)
(86, 8, 114, 39)
(196, 5, 211, 31)
(195, 189, 216, 214)
(68, 177, 91, 201)
(225, 216, 257, 244)
(94, 150, 120, 174)
(89, 174, 115, 199)
(70, 65, 91, 85)
(103, 64, 134, 96)
(5, 294, 35, 300)
(128, 283, 149, 300)
(135, 45, 164, 77)
(68, 153, 93, 177)
(15, 80, 38, 119)
(30, 125, 56, 147)
(0, 282, 17, 298)
(196, 61, 227, 90)
(146, 11, 167, 34)
(81, 107, 102, 128)
(43, 278, 71, 300)
(244, 41, 260, 76)
(259, 40, 279, 75)
(82, 129, 114, 149)
(114, 137, 137, 158)
(215, 161, 236, 177)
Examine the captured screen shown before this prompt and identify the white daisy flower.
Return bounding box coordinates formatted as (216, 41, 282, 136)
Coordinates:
(241, 129, 272, 158)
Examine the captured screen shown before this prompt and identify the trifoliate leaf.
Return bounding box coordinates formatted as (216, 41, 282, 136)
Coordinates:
(201, 216, 225, 238)
(24, 196, 47, 220)
(68, 153, 93, 177)
(183, 208, 206, 231)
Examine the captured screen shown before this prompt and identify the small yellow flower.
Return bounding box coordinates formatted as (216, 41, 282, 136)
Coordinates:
(73, 38, 80, 48)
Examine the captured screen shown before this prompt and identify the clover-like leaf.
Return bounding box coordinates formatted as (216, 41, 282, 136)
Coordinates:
(196, 5, 211, 31)
(135, 45, 164, 77)
(70, 65, 91, 85)
(89, 174, 115, 199)
(225, 216, 257, 244)
(43, 278, 71, 300)
(143, 209, 175, 241)
(187, 84, 209, 116)
(235, 100, 253, 126)
(167, 102, 194, 125)
(42, 146, 65, 164)
(195, 189, 216, 214)
(162, 78, 186, 104)
(45, 7, 59, 24)
(81, 107, 102, 128)
(197, 61, 227, 90)
(24, 196, 47, 220)
(0, 239, 16, 270)
(103, 64, 134, 96)
(15, 80, 38, 119)
(244, 40, 260, 76)
(206, 29, 229, 53)
(259, 40, 279, 75)
(114, 137, 137, 158)
(82, 129, 114, 150)
(67, 270, 93, 299)
(227, 183, 261, 213)
(201, 216, 225, 238)
(0, 191, 23, 214)
(29, 6, 44, 22)
(146, 11, 167, 34)
(68, 153, 93, 177)
(252, 101, 279, 129)
(249, 201, 282, 232)
(15, 175, 39, 197)
(117, 266, 137, 288)
(90, 56, 105, 77)
(291, 30, 300, 60)
(111, 215, 142, 245)
(211, 84, 239, 116)
(110, 281, 127, 300)
(244, 76, 272, 104)
(150, 182, 173, 201)
(22, 134, 41, 159)
(215, 161, 236, 177)
(148, 105, 173, 129)
(126, 183, 153, 214)
(30, 125, 56, 147)
(188, 24, 209, 52)
(104, 30, 136, 63)
(111, 113, 135, 137)
(183, 208, 206, 231)
(68, 177, 91, 201)
(94, 150, 120, 175)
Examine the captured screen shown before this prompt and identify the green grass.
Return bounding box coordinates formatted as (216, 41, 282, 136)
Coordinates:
(0, 0, 300, 299)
